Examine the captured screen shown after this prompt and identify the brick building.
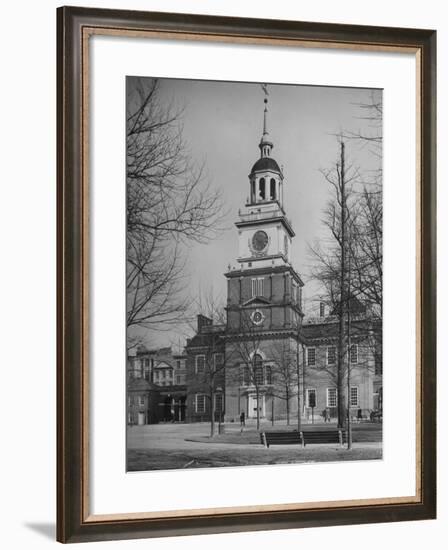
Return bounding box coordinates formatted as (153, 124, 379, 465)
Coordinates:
(184, 315, 226, 423)
(127, 346, 187, 424)
(301, 308, 382, 422)
(183, 97, 382, 426)
(128, 96, 382, 427)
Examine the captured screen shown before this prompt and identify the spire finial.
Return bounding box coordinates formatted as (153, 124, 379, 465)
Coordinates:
(263, 97, 268, 135)
(259, 84, 272, 158)
(261, 84, 269, 136)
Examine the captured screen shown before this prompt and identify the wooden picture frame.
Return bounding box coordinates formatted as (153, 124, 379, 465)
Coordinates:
(57, 5, 436, 543)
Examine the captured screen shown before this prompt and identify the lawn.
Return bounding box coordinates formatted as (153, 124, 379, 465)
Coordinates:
(127, 442, 382, 471)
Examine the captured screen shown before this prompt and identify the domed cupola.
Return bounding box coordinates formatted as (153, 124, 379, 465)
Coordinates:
(251, 156, 281, 175)
(248, 97, 284, 206)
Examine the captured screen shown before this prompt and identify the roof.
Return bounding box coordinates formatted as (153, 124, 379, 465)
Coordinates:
(330, 295, 366, 316)
(302, 321, 339, 341)
(186, 331, 226, 350)
(128, 378, 158, 392)
(250, 157, 281, 174)
(302, 314, 379, 342)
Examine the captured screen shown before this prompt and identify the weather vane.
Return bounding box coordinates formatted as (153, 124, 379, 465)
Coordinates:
(261, 83, 269, 102)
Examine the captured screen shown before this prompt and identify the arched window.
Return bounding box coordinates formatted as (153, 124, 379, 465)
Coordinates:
(259, 178, 265, 200)
(242, 365, 250, 386)
(253, 354, 264, 385)
(251, 180, 255, 202)
(270, 178, 276, 200)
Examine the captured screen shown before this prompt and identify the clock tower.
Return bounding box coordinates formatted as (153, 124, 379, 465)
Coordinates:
(224, 95, 305, 422)
(236, 97, 294, 270)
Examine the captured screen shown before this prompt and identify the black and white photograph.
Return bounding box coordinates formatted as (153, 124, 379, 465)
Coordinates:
(126, 76, 383, 472)
(1, 0, 442, 546)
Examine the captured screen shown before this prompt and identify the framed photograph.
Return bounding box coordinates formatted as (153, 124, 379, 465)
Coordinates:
(57, 6, 436, 543)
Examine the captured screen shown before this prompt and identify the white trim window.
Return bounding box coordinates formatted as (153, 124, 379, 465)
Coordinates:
(326, 387, 338, 408)
(251, 277, 264, 297)
(327, 345, 336, 366)
(195, 394, 206, 413)
(253, 353, 264, 385)
(138, 395, 145, 407)
(306, 388, 317, 408)
(350, 386, 359, 407)
(350, 343, 358, 364)
(195, 354, 205, 374)
(265, 365, 273, 385)
(307, 347, 316, 366)
(254, 366, 264, 386)
(133, 359, 142, 378)
(215, 393, 223, 413)
(214, 353, 224, 370)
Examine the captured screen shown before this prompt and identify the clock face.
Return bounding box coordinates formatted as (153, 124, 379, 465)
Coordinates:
(252, 230, 269, 252)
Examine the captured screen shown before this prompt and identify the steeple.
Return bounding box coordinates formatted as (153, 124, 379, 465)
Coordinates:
(248, 91, 283, 206)
(259, 97, 273, 158)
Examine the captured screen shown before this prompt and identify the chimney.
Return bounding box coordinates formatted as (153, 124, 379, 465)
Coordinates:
(197, 314, 212, 332)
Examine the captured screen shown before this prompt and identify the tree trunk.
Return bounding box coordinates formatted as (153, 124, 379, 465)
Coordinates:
(346, 253, 353, 449)
(302, 344, 306, 424)
(337, 140, 347, 429)
(286, 389, 290, 425)
(210, 390, 215, 437)
(297, 342, 302, 432)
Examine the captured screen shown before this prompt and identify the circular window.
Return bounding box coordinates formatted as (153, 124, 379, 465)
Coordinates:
(252, 230, 269, 252)
(251, 309, 265, 326)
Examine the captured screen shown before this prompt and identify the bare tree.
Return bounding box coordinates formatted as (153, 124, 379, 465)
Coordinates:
(227, 312, 270, 432)
(126, 77, 225, 335)
(340, 92, 383, 314)
(342, 91, 383, 375)
(309, 138, 360, 429)
(349, 189, 382, 316)
(310, 110, 383, 432)
(189, 290, 229, 437)
(193, 331, 227, 437)
(343, 90, 382, 175)
(270, 339, 298, 426)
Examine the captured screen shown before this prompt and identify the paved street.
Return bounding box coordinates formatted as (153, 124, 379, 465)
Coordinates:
(127, 421, 382, 471)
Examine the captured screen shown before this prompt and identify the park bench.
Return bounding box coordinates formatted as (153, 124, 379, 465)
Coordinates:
(261, 429, 344, 448)
(301, 429, 344, 447)
(260, 431, 302, 448)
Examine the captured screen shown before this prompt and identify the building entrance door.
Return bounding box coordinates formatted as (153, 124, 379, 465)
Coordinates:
(137, 412, 145, 425)
(248, 393, 265, 418)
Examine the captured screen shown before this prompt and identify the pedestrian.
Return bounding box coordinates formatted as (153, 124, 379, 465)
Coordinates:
(357, 408, 363, 423)
(322, 408, 327, 422)
(326, 407, 331, 422)
(240, 411, 245, 428)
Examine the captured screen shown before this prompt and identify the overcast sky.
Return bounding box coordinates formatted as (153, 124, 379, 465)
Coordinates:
(129, 77, 382, 351)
